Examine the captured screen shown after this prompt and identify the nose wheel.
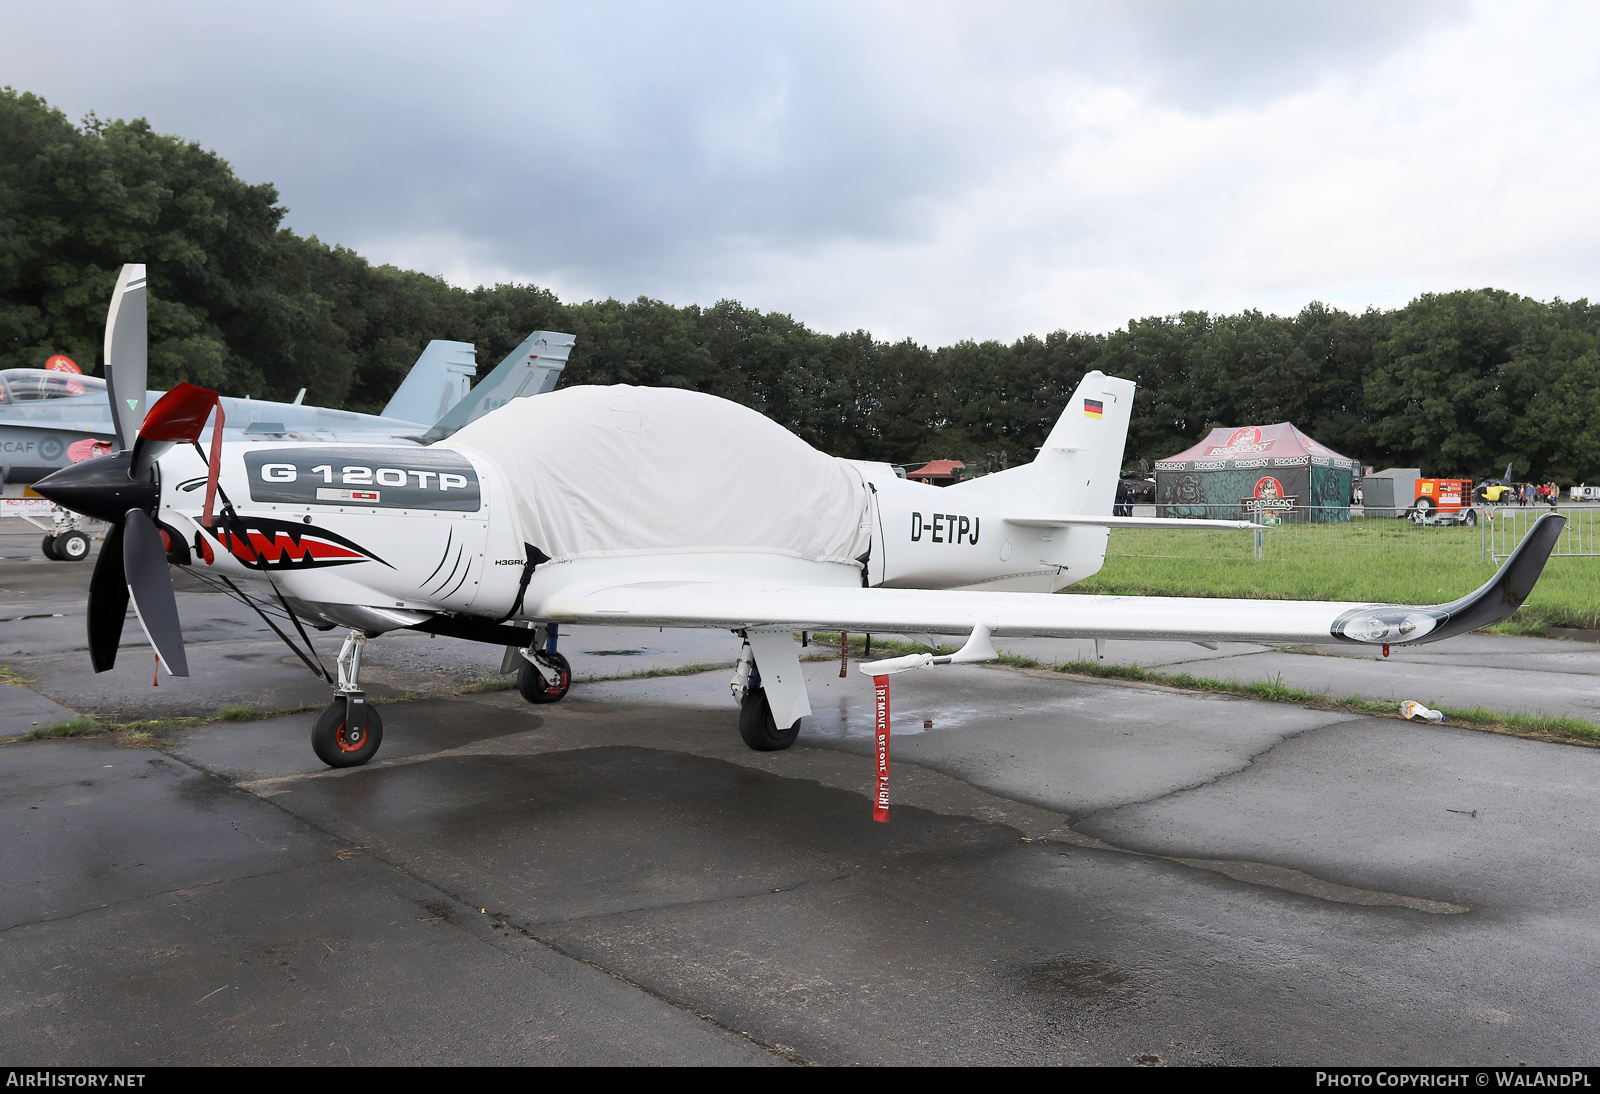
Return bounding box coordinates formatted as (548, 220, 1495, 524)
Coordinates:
(313, 630, 384, 767)
(312, 698, 384, 767)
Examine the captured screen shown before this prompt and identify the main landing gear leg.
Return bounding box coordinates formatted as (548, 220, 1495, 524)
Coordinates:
(514, 623, 571, 705)
(312, 630, 384, 768)
(730, 637, 801, 752)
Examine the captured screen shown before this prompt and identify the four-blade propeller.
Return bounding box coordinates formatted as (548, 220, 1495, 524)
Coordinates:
(33, 264, 223, 678)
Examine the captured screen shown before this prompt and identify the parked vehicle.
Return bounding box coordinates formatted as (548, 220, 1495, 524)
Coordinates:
(1474, 462, 1517, 504)
(1409, 477, 1478, 526)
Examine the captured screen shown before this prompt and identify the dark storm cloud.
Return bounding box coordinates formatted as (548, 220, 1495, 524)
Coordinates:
(1, 1, 1467, 313)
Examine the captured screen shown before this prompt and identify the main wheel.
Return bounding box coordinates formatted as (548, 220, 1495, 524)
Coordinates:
(516, 651, 571, 704)
(40, 535, 59, 561)
(54, 530, 90, 561)
(739, 687, 800, 751)
(311, 699, 384, 767)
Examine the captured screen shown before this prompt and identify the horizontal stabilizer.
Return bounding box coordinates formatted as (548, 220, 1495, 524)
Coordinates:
(1006, 514, 1257, 531)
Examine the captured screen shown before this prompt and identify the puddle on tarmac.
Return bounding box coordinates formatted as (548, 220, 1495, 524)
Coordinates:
(802, 693, 988, 740)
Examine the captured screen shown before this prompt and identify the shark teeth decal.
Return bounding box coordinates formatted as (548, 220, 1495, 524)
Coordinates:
(200, 515, 392, 570)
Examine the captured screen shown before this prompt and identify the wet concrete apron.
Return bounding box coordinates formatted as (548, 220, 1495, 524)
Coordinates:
(4, 529, 1600, 1064)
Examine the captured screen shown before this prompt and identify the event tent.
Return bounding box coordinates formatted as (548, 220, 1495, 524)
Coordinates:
(1154, 423, 1361, 522)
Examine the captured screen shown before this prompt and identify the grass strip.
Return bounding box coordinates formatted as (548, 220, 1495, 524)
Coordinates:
(456, 660, 738, 696)
(1074, 521, 1600, 636)
(811, 631, 1600, 746)
(1048, 658, 1600, 745)
(6, 702, 320, 747)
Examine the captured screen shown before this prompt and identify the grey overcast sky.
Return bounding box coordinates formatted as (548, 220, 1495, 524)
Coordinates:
(4, 1, 1597, 344)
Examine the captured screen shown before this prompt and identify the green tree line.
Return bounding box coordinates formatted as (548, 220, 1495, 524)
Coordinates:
(5, 88, 1599, 481)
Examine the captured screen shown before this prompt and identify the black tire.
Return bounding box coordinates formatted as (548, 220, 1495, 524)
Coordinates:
(54, 530, 90, 561)
(1463, 509, 1478, 527)
(40, 535, 59, 561)
(311, 699, 384, 768)
(516, 651, 571, 704)
(739, 687, 800, 751)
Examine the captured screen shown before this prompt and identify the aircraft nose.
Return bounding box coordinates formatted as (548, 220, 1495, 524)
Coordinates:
(32, 453, 158, 523)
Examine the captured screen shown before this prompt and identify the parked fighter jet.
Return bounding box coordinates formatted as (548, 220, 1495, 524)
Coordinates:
(36, 302, 1565, 773)
(2, 265, 570, 558)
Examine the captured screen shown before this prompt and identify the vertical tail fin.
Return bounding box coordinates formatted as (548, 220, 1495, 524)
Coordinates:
(943, 370, 1137, 590)
(950, 371, 1136, 515)
(380, 340, 477, 424)
(1029, 371, 1136, 515)
(422, 331, 574, 442)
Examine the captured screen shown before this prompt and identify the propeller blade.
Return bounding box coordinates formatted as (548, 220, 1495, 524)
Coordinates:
(103, 264, 148, 452)
(122, 510, 189, 677)
(87, 520, 129, 673)
(130, 382, 221, 480)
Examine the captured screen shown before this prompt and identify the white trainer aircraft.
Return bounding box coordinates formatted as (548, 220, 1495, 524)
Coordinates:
(35, 287, 1565, 772)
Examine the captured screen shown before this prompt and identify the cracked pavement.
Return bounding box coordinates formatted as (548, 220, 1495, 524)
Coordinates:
(3, 523, 1600, 1064)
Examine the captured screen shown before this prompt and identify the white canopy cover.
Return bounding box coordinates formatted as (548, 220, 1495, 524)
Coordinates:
(441, 385, 872, 566)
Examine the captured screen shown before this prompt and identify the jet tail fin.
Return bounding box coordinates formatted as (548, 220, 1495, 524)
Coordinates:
(381, 340, 477, 425)
(422, 331, 574, 442)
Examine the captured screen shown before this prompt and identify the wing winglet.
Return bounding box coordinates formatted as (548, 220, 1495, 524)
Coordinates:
(1331, 512, 1565, 645)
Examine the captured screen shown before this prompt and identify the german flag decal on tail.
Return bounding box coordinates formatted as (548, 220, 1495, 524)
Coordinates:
(1084, 399, 1104, 419)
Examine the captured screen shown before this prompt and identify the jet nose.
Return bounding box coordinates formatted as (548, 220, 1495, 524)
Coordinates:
(33, 453, 158, 523)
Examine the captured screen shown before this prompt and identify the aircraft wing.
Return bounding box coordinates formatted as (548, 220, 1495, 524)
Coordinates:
(538, 513, 1564, 650)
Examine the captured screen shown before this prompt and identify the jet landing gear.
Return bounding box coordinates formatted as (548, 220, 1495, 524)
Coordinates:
(42, 530, 90, 561)
(312, 631, 384, 768)
(38, 505, 91, 562)
(511, 623, 571, 705)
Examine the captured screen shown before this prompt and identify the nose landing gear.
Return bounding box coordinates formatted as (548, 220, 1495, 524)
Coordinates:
(312, 631, 384, 767)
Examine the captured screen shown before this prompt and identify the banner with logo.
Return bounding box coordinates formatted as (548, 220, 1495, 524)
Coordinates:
(1154, 422, 1356, 522)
